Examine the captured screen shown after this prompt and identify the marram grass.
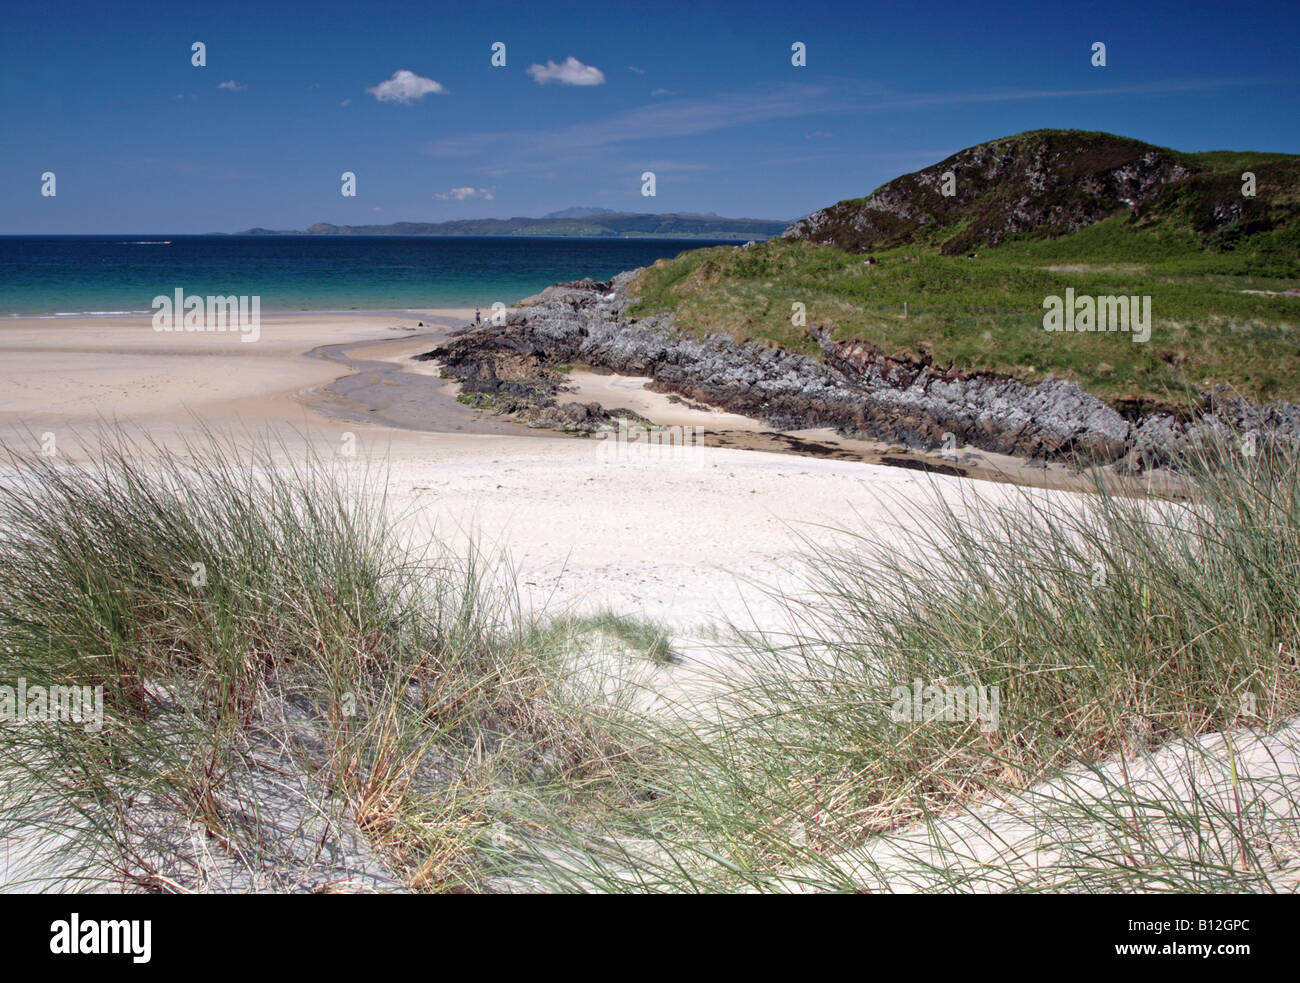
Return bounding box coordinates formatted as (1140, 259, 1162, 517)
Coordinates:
(497, 436, 1300, 892)
(1, 428, 1297, 892)
(0, 429, 649, 892)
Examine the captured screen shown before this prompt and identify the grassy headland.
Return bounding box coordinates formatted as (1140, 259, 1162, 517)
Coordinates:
(628, 131, 1299, 408)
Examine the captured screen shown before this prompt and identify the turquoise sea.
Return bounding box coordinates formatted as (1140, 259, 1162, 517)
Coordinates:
(0, 235, 742, 316)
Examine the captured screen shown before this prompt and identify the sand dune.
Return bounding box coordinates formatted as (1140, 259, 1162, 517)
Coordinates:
(3, 310, 1294, 895)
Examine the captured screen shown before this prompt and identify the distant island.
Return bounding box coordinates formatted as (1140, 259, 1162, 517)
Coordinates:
(240, 210, 788, 239)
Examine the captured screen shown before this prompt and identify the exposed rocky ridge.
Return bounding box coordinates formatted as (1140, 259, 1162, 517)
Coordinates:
(782, 130, 1198, 255)
(418, 274, 1300, 471)
(428, 283, 652, 433)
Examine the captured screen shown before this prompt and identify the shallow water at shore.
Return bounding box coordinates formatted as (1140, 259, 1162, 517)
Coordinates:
(0, 235, 742, 316)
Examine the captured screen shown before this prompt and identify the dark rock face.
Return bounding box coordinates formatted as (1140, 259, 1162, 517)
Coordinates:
(513, 278, 615, 308)
(422, 299, 649, 433)
(1127, 395, 1300, 471)
(418, 270, 1300, 469)
(782, 131, 1193, 255)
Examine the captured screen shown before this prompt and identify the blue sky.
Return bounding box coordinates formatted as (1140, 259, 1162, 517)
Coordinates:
(2, 0, 1297, 233)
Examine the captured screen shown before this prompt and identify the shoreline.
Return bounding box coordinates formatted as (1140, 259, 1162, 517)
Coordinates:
(3, 308, 480, 319)
(426, 272, 1300, 483)
(0, 304, 1197, 498)
(0, 306, 1180, 493)
(0, 305, 1106, 637)
(4, 305, 1292, 897)
(305, 320, 1145, 492)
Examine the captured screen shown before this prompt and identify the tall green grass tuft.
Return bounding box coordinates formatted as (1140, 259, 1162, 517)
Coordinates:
(0, 429, 643, 892)
(507, 438, 1300, 892)
(4, 427, 1297, 892)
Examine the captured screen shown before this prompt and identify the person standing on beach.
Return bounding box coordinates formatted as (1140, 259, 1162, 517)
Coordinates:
(475, 308, 481, 324)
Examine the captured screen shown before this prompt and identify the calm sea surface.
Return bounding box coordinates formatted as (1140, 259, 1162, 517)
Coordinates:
(0, 235, 742, 316)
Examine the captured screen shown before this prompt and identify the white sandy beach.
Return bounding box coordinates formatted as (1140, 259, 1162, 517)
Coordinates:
(8, 309, 1294, 895)
(0, 310, 1081, 637)
(0, 309, 1059, 890)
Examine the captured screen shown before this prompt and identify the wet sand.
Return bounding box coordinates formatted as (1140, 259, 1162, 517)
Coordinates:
(298, 334, 1030, 487)
(322, 336, 1175, 495)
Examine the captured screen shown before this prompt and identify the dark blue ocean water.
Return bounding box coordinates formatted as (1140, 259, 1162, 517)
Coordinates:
(0, 235, 738, 316)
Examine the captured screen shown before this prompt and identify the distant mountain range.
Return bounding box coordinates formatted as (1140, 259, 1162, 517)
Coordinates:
(540, 207, 618, 219)
(240, 211, 787, 239)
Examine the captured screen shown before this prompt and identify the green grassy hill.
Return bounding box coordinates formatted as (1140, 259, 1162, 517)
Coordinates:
(628, 130, 1299, 407)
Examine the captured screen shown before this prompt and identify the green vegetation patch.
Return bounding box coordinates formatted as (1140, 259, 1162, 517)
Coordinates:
(629, 224, 1299, 405)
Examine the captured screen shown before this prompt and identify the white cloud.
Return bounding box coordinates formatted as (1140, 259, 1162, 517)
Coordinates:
(434, 186, 495, 201)
(650, 88, 676, 96)
(367, 69, 447, 104)
(526, 57, 605, 86)
(627, 65, 645, 74)
(217, 80, 246, 91)
(340, 99, 351, 107)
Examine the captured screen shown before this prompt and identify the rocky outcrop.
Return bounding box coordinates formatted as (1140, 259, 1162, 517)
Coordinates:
(418, 273, 1300, 470)
(426, 293, 651, 433)
(1127, 394, 1300, 471)
(782, 130, 1194, 255)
